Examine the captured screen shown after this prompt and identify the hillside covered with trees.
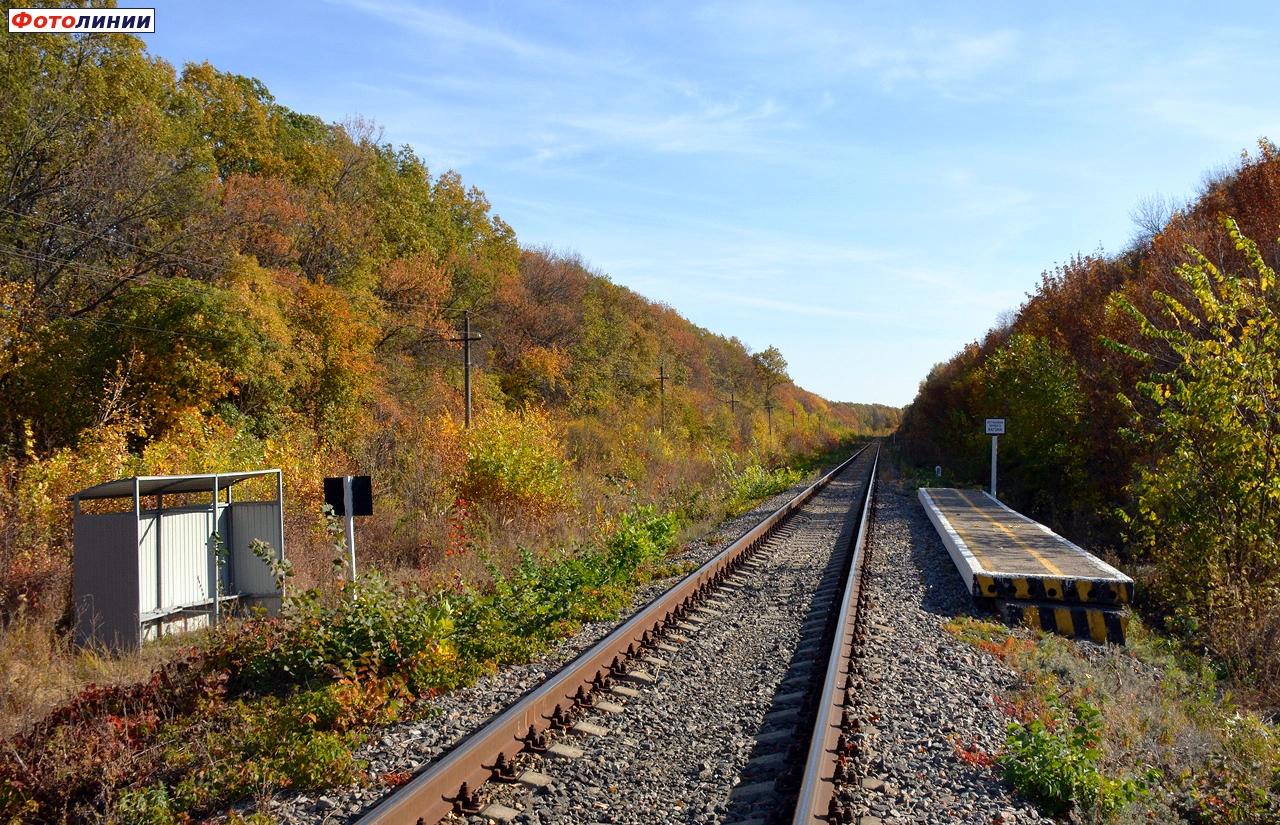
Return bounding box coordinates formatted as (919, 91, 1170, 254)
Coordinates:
(0, 31, 896, 622)
(899, 141, 1280, 707)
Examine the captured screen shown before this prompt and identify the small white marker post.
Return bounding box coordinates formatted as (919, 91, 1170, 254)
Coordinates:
(985, 418, 1005, 498)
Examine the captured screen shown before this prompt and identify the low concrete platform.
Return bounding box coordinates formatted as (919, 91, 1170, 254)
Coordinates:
(919, 487, 1133, 643)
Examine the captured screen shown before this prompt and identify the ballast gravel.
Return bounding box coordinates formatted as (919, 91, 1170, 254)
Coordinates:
(257, 470, 835, 825)
(835, 475, 1054, 825)
(501, 456, 871, 825)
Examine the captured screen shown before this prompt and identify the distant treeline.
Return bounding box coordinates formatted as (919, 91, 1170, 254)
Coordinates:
(899, 141, 1280, 702)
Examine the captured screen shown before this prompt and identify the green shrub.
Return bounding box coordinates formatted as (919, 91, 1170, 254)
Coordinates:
(726, 463, 804, 510)
(113, 785, 180, 825)
(217, 572, 457, 693)
(453, 506, 679, 664)
(1000, 699, 1151, 817)
(460, 406, 573, 515)
(156, 693, 366, 814)
(601, 505, 680, 582)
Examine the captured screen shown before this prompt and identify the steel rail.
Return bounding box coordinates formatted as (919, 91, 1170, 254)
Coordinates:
(356, 444, 872, 825)
(791, 444, 879, 825)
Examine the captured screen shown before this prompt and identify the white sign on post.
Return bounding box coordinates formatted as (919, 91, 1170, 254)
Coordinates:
(985, 419, 1004, 497)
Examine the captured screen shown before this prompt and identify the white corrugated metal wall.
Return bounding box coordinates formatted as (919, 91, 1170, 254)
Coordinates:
(137, 505, 229, 617)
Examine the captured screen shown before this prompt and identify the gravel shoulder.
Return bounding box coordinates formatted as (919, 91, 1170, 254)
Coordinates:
(263, 468, 838, 824)
(840, 473, 1053, 824)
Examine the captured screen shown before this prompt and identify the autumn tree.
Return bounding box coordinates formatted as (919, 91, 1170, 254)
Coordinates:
(1109, 219, 1280, 676)
(752, 346, 789, 436)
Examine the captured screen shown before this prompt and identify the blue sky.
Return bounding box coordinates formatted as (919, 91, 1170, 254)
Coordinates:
(144, 1, 1280, 406)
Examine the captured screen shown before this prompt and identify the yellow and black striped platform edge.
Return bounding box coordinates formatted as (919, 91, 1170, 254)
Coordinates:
(973, 573, 1133, 606)
(999, 601, 1128, 644)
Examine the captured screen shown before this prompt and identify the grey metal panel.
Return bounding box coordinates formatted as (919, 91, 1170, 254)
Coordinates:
(73, 511, 140, 651)
(229, 501, 283, 601)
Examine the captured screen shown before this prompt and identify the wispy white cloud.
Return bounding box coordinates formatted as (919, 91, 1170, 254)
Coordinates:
(608, 237, 890, 286)
(698, 291, 878, 320)
(935, 170, 1032, 218)
(698, 3, 1023, 100)
(558, 99, 788, 155)
(326, 0, 568, 63)
(329, 1, 799, 164)
(840, 28, 1021, 95)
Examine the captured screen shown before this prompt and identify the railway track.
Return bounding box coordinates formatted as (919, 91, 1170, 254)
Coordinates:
(355, 444, 880, 825)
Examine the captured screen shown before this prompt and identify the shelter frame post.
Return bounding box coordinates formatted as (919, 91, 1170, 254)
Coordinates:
(275, 470, 286, 568)
(211, 476, 220, 628)
(133, 478, 142, 649)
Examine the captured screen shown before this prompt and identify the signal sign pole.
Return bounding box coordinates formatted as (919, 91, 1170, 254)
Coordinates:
(985, 418, 1005, 498)
(323, 476, 374, 580)
(342, 480, 357, 578)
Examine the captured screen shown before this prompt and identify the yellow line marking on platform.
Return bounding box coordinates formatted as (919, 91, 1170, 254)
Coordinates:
(955, 489, 1066, 577)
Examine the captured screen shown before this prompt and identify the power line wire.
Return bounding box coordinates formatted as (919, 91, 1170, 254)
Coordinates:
(0, 204, 221, 274)
(0, 206, 486, 318)
(0, 301, 235, 345)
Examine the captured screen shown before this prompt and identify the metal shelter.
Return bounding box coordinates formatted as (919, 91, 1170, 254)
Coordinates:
(70, 469, 286, 651)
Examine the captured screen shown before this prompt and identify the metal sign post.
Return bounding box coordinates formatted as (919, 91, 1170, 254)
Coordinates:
(985, 419, 1005, 498)
(323, 475, 374, 580)
(342, 479, 357, 579)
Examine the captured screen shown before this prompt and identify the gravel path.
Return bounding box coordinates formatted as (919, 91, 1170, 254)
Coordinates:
(835, 474, 1053, 824)
(500, 452, 873, 825)
(262, 466, 843, 824)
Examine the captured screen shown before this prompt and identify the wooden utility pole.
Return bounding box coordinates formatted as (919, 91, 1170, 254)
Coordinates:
(657, 358, 668, 432)
(450, 311, 483, 428)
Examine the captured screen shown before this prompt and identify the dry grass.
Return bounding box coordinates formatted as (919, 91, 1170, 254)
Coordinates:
(946, 615, 1280, 823)
(0, 610, 189, 739)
